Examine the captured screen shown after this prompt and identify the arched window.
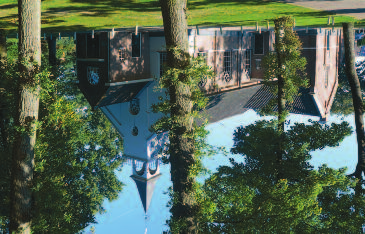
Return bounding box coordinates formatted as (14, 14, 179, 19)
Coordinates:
(135, 160, 146, 176)
(149, 159, 158, 175)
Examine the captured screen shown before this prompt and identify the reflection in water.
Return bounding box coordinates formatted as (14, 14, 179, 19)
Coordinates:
(74, 26, 365, 232)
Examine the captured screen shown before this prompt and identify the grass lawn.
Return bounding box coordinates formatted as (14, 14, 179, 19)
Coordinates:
(0, 0, 364, 34)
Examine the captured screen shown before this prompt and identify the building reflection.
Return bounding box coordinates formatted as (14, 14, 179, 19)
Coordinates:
(74, 25, 360, 215)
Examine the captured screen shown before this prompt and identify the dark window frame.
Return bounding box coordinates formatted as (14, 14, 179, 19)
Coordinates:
(86, 33, 100, 58)
(254, 33, 264, 55)
(119, 47, 126, 61)
(223, 51, 232, 76)
(159, 52, 167, 77)
(132, 33, 141, 58)
(325, 65, 329, 88)
(255, 59, 262, 70)
(244, 49, 251, 76)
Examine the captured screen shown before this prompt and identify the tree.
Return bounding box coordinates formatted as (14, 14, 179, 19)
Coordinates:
(198, 17, 355, 232)
(331, 63, 356, 115)
(200, 120, 353, 233)
(158, 0, 200, 232)
(31, 38, 125, 233)
(1, 38, 125, 233)
(0, 29, 8, 150)
(342, 22, 365, 233)
(343, 22, 365, 181)
(32, 98, 124, 233)
(156, 0, 217, 232)
(10, 0, 41, 232)
(261, 16, 308, 128)
(261, 16, 308, 179)
(0, 39, 21, 233)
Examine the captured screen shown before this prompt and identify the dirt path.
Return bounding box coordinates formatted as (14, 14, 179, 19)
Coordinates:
(278, 0, 365, 20)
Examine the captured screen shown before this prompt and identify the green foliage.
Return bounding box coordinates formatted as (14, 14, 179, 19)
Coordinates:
(197, 16, 357, 234)
(33, 102, 124, 233)
(152, 51, 216, 167)
(152, 49, 223, 233)
(200, 119, 354, 233)
(261, 16, 308, 117)
(0, 38, 124, 233)
(331, 62, 365, 116)
(357, 37, 365, 47)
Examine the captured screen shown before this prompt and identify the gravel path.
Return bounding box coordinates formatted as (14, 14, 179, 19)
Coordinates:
(278, 0, 365, 20)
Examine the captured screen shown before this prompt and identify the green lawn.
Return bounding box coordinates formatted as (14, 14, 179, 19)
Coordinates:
(0, 0, 363, 34)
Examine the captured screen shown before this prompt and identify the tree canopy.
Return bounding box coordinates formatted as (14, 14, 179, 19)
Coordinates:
(200, 119, 355, 233)
(0, 38, 125, 234)
(198, 17, 357, 233)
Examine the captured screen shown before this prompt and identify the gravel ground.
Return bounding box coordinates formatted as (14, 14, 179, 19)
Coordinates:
(277, 0, 365, 20)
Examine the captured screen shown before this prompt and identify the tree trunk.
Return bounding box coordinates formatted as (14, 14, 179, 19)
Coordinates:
(274, 22, 286, 133)
(159, 0, 198, 232)
(9, 0, 41, 233)
(0, 30, 6, 63)
(343, 22, 365, 179)
(274, 18, 286, 180)
(0, 30, 8, 147)
(343, 22, 364, 233)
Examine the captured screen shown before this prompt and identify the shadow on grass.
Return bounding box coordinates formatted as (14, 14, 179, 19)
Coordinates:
(0, 13, 18, 32)
(275, 0, 350, 2)
(327, 8, 365, 15)
(193, 18, 357, 28)
(0, 0, 162, 32)
(1, 0, 364, 33)
(0, 3, 16, 10)
(188, 0, 273, 10)
(67, 0, 160, 13)
(41, 25, 98, 34)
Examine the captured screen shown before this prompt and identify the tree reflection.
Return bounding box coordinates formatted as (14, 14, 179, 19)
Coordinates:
(199, 17, 360, 232)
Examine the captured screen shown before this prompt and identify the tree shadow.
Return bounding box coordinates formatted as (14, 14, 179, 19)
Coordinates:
(206, 93, 224, 109)
(0, 13, 18, 32)
(0, 0, 162, 32)
(67, 0, 160, 13)
(0, 3, 17, 10)
(188, 0, 273, 10)
(327, 8, 365, 15)
(1, 0, 364, 33)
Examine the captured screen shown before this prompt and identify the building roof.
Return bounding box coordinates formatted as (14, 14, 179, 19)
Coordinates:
(96, 81, 151, 107)
(244, 84, 320, 117)
(202, 84, 320, 124)
(130, 173, 162, 214)
(201, 85, 261, 124)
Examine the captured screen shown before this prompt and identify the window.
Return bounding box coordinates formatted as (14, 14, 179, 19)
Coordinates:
(223, 51, 232, 82)
(198, 52, 208, 88)
(86, 34, 100, 58)
(244, 50, 251, 76)
(134, 160, 145, 175)
(324, 32, 330, 64)
(149, 159, 158, 175)
(325, 66, 329, 88)
(132, 33, 141, 58)
(87, 66, 100, 85)
(255, 59, 261, 70)
(159, 52, 167, 77)
(254, 33, 264, 55)
(118, 47, 126, 61)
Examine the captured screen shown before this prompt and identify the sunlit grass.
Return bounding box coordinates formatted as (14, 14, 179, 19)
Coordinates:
(0, 0, 363, 34)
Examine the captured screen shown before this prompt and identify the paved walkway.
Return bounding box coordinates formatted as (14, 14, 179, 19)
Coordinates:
(278, 0, 365, 20)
